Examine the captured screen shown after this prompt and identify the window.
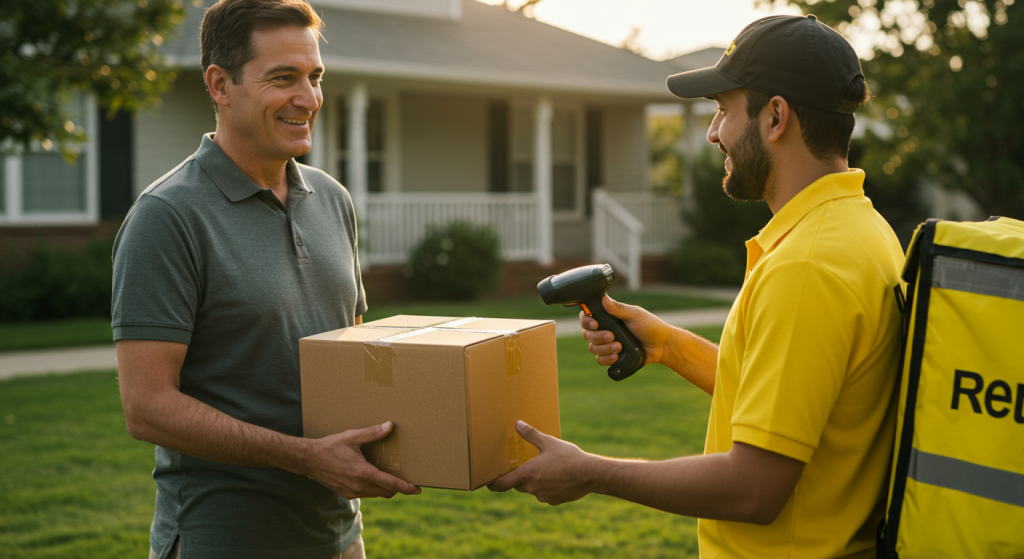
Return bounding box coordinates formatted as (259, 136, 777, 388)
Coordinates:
(1, 94, 98, 224)
(22, 151, 88, 212)
(509, 104, 534, 193)
(550, 107, 581, 213)
(337, 97, 386, 193)
(506, 104, 584, 217)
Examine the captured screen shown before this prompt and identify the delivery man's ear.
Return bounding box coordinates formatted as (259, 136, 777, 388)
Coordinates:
(764, 95, 791, 144)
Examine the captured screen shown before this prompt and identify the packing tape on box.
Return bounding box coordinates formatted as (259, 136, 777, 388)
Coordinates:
(435, 318, 522, 377)
(364, 340, 395, 387)
(505, 333, 522, 377)
(363, 429, 401, 473)
(507, 430, 527, 469)
(362, 319, 523, 385)
(444, 329, 522, 377)
(363, 328, 438, 387)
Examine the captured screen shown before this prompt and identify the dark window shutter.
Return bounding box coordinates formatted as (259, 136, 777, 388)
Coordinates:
(488, 102, 510, 193)
(99, 109, 134, 219)
(585, 108, 603, 216)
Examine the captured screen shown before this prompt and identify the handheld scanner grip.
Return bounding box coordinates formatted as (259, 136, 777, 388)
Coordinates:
(581, 295, 646, 381)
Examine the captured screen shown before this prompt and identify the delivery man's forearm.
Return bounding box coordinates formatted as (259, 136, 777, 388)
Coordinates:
(584, 442, 803, 523)
(490, 423, 804, 523)
(659, 326, 719, 395)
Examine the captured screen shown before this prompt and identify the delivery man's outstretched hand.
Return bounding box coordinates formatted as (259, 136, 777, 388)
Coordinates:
(581, 295, 672, 367)
(488, 421, 594, 505)
(305, 421, 421, 500)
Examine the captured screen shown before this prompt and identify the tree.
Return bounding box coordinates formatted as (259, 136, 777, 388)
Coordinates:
(758, 0, 1024, 219)
(648, 112, 683, 194)
(0, 0, 186, 158)
(620, 26, 646, 55)
(501, 0, 544, 17)
(671, 147, 774, 286)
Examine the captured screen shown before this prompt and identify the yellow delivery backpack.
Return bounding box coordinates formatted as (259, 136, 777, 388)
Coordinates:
(878, 217, 1024, 558)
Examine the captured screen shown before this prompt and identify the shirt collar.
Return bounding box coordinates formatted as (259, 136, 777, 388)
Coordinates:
(752, 169, 866, 257)
(194, 133, 315, 203)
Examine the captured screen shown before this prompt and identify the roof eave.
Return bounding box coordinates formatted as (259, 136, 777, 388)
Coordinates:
(165, 54, 677, 100)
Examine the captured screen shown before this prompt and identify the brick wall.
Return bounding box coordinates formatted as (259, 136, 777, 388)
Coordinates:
(0, 220, 123, 270)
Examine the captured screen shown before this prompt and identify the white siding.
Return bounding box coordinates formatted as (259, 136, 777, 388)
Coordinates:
(923, 183, 985, 222)
(553, 220, 590, 258)
(400, 93, 487, 193)
(602, 105, 647, 192)
(133, 74, 217, 197)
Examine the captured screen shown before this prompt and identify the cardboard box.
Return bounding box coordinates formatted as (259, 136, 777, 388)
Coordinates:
(300, 315, 560, 490)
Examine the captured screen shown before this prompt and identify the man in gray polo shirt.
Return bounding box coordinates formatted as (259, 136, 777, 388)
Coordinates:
(112, 2, 419, 558)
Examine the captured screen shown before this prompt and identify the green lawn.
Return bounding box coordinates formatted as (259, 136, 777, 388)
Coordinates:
(0, 318, 116, 353)
(0, 327, 723, 559)
(0, 290, 730, 353)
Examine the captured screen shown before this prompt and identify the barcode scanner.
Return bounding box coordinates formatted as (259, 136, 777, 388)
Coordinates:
(537, 264, 646, 381)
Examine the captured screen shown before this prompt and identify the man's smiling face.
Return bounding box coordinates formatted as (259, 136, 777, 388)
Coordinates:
(225, 25, 323, 165)
(708, 89, 774, 202)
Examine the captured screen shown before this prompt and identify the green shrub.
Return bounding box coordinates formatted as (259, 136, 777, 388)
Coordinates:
(0, 238, 113, 321)
(405, 221, 503, 301)
(849, 139, 931, 249)
(671, 148, 772, 286)
(671, 239, 745, 287)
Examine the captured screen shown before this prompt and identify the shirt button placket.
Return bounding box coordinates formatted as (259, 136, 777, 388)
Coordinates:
(292, 223, 310, 263)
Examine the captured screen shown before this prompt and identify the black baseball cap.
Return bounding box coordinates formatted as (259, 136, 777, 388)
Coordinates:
(667, 15, 863, 114)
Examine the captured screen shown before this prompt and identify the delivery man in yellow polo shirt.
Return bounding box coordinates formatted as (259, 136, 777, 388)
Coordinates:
(490, 14, 905, 559)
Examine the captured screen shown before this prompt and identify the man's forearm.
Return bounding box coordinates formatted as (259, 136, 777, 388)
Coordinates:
(587, 454, 754, 521)
(661, 326, 719, 395)
(488, 424, 803, 522)
(584, 443, 802, 524)
(125, 386, 312, 476)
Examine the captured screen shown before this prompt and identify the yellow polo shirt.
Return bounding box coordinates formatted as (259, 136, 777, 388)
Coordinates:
(699, 170, 905, 559)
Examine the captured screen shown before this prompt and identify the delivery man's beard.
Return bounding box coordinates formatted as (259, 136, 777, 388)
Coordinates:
(721, 120, 774, 202)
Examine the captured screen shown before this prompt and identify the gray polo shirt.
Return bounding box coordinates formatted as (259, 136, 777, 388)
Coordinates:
(112, 134, 366, 559)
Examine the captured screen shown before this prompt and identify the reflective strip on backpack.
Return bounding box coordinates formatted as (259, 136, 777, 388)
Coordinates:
(908, 448, 1024, 508)
(933, 255, 1024, 302)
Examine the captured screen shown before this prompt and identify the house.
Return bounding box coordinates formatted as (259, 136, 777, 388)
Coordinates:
(2, 0, 697, 294)
(658, 47, 725, 197)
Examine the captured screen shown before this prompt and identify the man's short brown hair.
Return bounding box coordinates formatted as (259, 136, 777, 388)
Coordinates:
(200, 0, 323, 85)
(744, 77, 870, 162)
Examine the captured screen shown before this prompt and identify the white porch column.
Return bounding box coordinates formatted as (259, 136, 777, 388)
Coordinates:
(4, 155, 21, 220)
(680, 101, 700, 209)
(534, 96, 553, 265)
(308, 100, 326, 171)
(85, 95, 99, 222)
(347, 82, 369, 268)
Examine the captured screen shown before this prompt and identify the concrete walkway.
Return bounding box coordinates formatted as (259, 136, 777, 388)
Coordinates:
(0, 345, 120, 381)
(0, 304, 734, 381)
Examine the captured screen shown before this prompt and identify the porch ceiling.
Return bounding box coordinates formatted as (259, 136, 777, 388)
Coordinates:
(162, 0, 680, 100)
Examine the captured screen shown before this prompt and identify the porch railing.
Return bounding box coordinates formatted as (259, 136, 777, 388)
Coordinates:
(605, 190, 685, 254)
(592, 189, 644, 291)
(363, 192, 540, 265)
(361, 191, 684, 286)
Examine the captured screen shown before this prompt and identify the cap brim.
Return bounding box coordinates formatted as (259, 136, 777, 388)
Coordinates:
(666, 66, 744, 99)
